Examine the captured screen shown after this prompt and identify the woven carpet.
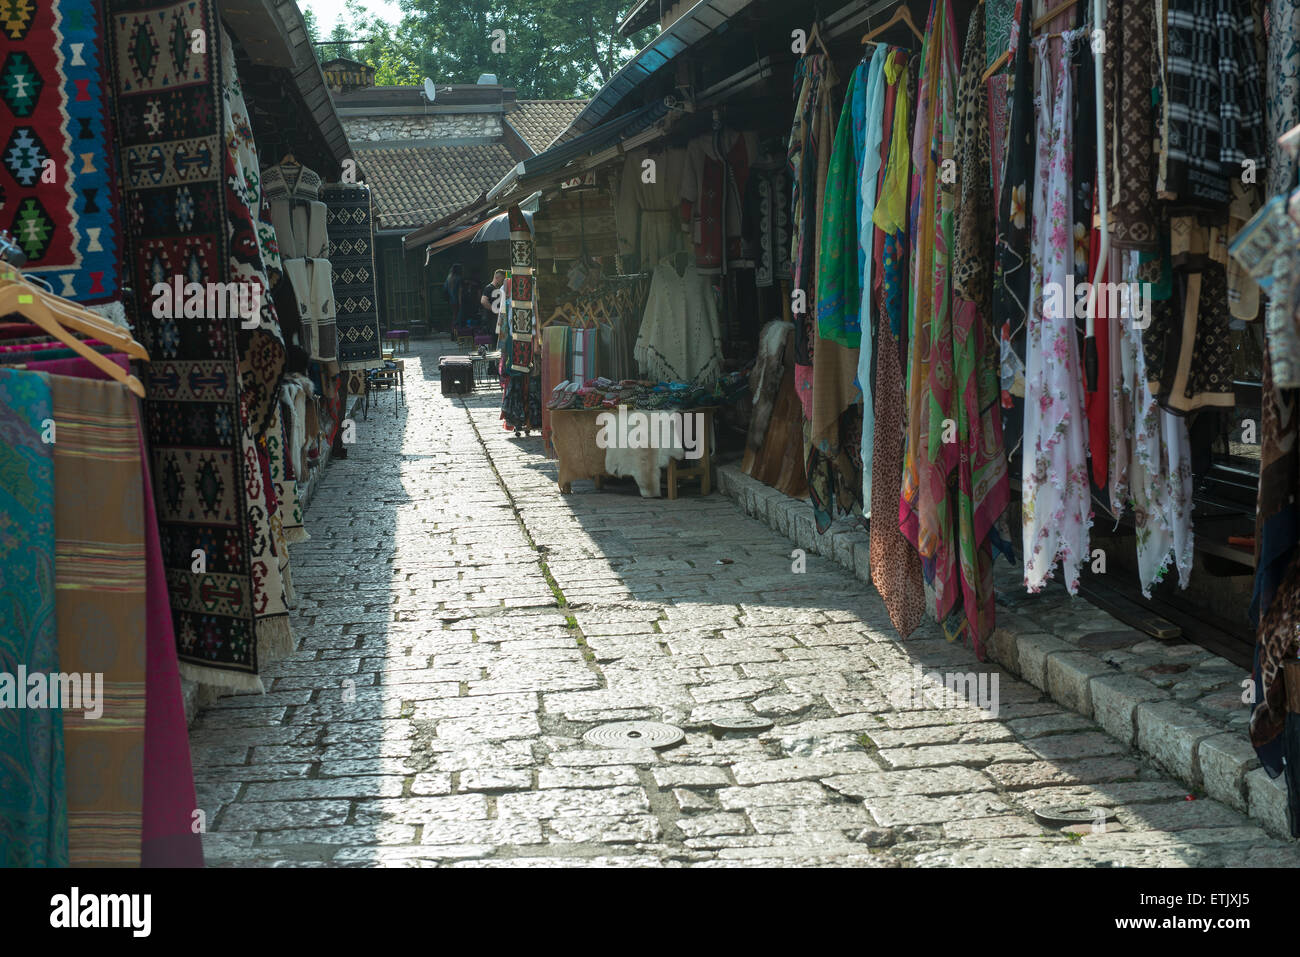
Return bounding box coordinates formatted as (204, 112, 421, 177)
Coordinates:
(0, 0, 120, 302)
(321, 183, 382, 368)
(110, 0, 286, 690)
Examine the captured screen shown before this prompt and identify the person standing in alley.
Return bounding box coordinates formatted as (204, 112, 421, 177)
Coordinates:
(480, 268, 506, 336)
(444, 263, 463, 331)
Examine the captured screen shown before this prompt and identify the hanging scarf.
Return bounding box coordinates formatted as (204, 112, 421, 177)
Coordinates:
(1165, 0, 1267, 210)
(1108, 0, 1160, 247)
(787, 51, 834, 418)
(1113, 250, 1196, 596)
(807, 60, 872, 532)
(993, 0, 1034, 460)
(0, 368, 67, 866)
(1022, 31, 1092, 595)
(856, 45, 890, 510)
(869, 53, 926, 638)
(949, 2, 1009, 654)
(1267, 0, 1300, 199)
(899, 0, 958, 610)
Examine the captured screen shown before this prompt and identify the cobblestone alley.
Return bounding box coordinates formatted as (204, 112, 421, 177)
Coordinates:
(188, 342, 1300, 867)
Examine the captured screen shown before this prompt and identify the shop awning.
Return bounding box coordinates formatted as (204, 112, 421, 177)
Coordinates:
(423, 220, 488, 261)
(484, 98, 672, 207)
(566, 0, 755, 138)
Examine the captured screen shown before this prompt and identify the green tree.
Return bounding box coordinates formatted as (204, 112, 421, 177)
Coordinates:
(301, 4, 323, 62)
(320, 0, 655, 97)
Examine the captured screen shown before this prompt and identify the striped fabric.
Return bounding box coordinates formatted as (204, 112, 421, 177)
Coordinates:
(52, 373, 146, 867)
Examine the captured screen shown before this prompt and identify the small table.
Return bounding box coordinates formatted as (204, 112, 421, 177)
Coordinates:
(549, 406, 714, 498)
(364, 359, 404, 418)
(386, 330, 410, 354)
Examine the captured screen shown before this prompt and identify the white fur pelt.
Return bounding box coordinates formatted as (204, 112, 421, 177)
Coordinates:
(747, 320, 793, 452)
(605, 443, 683, 498)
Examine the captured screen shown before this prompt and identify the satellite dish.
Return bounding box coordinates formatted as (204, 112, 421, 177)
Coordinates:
(423, 77, 436, 102)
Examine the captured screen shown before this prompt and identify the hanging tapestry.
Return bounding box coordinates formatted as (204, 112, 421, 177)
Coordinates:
(111, 0, 284, 690)
(0, 368, 68, 867)
(220, 27, 292, 662)
(321, 183, 382, 368)
(0, 0, 120, 302)
(508, 204, 535, 372)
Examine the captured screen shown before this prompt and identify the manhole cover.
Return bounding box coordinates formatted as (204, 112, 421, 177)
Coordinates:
(1033, 804, 1116, 828)
(1078, 630, 1144, 651)
(583, 721, 684, 750)
(709, 716, 774, 735)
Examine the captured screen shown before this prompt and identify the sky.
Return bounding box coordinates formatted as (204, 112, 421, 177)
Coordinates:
(300, 0, 401, 33)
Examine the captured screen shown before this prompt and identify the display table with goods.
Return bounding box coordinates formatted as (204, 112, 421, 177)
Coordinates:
(547, 374, 746, 498)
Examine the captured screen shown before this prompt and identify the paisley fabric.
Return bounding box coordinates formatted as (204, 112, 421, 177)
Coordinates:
(1022, 32, 1092, 595)
(0, 368, 67, 867)
(1266, 0, 1300, 199)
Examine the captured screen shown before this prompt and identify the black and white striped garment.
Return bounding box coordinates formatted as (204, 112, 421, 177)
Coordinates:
(1166, 0, 1266, 208)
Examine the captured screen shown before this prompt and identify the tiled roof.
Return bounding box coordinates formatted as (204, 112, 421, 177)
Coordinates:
(507, 99, 589, 154)
(358, 143, 518, 230)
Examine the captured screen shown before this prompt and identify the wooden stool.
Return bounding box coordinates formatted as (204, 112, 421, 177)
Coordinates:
(665, 408, 714, 500)
(386, 330, 409, 353)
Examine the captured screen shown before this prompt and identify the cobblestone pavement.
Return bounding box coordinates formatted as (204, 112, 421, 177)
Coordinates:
(190, 341, 1300, 867)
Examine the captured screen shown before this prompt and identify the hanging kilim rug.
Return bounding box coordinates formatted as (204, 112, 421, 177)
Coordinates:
(110, 0, 277, 691)
(321, 183, 382, 368)
(508, 204, 535, 372)
(0, 0, 120, 303)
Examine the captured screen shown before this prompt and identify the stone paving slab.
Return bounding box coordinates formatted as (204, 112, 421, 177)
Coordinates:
(187, 341, 1299, 866)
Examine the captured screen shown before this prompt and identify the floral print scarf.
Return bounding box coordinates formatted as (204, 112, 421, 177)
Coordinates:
(1022, 31, 1092, 594)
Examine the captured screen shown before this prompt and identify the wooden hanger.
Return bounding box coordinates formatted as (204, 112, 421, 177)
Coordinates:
(0, 267, 149, 361)
(0, 281, 146, 396)
(981, 0, 1081, 82)
(862, 3, 924, 44)
(808, 21, 833, 59)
